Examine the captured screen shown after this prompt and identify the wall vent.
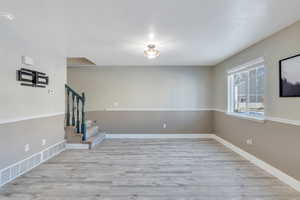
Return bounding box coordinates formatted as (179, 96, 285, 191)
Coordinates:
(0, 140, 65, 187)
(0, 169, 10, 185)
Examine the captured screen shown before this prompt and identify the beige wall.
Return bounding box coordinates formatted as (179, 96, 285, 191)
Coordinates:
(68, 66, 213, 133)
(0, 1, 66, 170)
(88, 111, 212, 134)
(213, 21, 300, 180)
(0, 115, 65, 169)
(214, 111, 300, 180)
(213, 20, 300, 120)
(68, 66, 213, 110)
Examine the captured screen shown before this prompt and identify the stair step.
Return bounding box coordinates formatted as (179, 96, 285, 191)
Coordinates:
(65, 120, 104, 147)
(65, 143, 89, 150)
(65, 126, 83, 143)
(84, 132, 106, 149)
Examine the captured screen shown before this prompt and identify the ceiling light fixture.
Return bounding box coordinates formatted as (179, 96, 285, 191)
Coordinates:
(144, 44, 160, 59)
(0, 12, 15, 20)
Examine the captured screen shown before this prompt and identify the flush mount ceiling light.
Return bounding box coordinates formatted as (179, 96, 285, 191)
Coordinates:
(0, 12, 15, 20)
(144, 44, 160, 59)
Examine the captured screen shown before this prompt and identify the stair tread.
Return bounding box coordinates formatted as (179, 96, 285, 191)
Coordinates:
(67, 133, 83, 137)
(85, 132, 105, 143)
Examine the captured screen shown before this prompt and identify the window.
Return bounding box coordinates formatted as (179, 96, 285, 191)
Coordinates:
(228, 58, 265, 119)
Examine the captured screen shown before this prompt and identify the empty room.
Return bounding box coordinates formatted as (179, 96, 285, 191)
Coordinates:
(1, 0, 300, 199)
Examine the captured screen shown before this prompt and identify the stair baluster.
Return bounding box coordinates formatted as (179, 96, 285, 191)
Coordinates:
(66, 89, 70, 126)
(72, 94, 75, 126)
(81, 92, 86, 141)
(76, 96, 80, 133)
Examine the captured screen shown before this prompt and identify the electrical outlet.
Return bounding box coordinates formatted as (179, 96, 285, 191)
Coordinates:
(24, 144, 30, 152)
(42, 139, 46, 146)
(163, 123, 167, 129)
(246, 138, 253, 145)
(48, 89, 55, 96)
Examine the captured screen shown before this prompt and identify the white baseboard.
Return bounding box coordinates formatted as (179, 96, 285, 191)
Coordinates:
(105, 133, 214, 139)
(99, 108, 213, 111)
(65, 143, 89, 150)
(213, 135, 300, 192)
(0, 140, 66, 187)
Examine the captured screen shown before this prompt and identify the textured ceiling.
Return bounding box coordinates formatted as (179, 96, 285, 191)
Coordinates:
(2, 0, 300, 66)
(65, 0, 300, 66)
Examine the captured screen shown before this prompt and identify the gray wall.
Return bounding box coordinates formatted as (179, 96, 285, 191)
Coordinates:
(0, 1, 66, 170)
(214, 111, 300, 180)
(213, 21, 300, 180)
(213, 20, 300, 120)
(88, 111, 212, 134)
(68, 66, 213, 133)
(68, 66, 213, 110)
(0, 115, 65, 169)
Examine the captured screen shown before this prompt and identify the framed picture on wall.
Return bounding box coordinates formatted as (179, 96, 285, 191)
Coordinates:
(279, 54, 300, 97)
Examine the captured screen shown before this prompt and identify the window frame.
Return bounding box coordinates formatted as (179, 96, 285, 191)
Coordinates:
(227, 57, 265, 121)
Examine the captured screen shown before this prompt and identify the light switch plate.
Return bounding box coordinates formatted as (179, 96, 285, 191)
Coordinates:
(246, 138, 253, 145)
(42, 139, 46, 146)
(163, 123, 167, 129)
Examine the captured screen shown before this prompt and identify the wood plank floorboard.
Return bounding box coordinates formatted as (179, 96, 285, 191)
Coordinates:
(0, 138, 300, 200)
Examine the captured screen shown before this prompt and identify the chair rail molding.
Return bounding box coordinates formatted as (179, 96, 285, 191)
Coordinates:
(0, 112, 65, 125)
(213, 109, 300, 126)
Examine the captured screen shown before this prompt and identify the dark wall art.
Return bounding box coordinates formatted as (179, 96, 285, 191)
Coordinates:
(279, 54, 300, 97)
(17, 68, 49, 88)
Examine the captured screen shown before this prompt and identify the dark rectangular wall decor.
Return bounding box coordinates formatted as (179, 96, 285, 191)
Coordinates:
(279, 54, 300, 97)
(17, 68, 49, 88)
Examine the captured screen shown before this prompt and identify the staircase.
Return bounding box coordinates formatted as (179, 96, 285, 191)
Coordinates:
(65, 84, 105, 149)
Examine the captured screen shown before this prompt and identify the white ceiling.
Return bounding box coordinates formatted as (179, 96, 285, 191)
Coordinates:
(65, 0, 300, 66)
(2, 0, 300, 66)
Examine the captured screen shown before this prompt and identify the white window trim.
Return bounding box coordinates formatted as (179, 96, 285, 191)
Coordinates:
(227, 57, 265, 122)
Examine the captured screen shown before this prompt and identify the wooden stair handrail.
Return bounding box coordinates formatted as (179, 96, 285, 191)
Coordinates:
(65, 84, 83, 101)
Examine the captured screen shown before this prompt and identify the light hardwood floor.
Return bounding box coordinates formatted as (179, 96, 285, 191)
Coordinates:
(1, 139, 300, 200)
